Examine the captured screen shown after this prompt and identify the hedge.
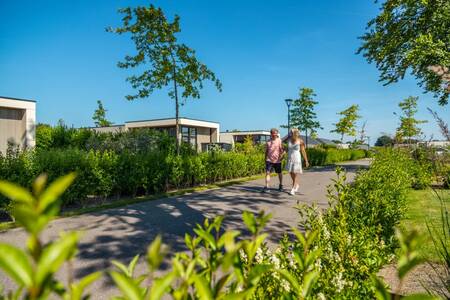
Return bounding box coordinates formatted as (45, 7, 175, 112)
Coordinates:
(0, 143, 368, 208)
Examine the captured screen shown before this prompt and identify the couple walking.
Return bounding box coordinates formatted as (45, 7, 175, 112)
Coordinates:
(262, 128, 309, 195)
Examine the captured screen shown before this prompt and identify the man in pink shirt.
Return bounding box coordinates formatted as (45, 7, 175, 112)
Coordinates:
(262, 128, 285, 192)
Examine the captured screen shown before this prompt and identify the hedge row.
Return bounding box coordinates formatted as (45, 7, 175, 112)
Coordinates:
(0, 146, 369, 208)
(306, 147, 368, 166)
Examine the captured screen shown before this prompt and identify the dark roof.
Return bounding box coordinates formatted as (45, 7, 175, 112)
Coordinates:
(0, 96, 36, 103)
(281, 135, 336, 145)
(220, 130, 270, 134)
(125, 117, 219, 124)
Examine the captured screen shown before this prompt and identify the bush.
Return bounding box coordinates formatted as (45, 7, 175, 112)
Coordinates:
(306, 148, 367, 166)
(298, 149, 413, 298)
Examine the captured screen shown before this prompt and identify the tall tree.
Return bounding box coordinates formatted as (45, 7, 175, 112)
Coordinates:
(288, 88, 322, 148)
(108, 5, 222, 154)
(331, 105, 361, 143)
(357, 0, 450, 105)
(395, 96, 427, 144)
(92, 100, 112, 127)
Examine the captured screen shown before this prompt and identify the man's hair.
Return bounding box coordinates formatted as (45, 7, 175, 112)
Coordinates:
(270, 128, 278, 134)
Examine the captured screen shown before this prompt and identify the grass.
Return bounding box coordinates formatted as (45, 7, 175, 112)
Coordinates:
(401, 188, 450, 261)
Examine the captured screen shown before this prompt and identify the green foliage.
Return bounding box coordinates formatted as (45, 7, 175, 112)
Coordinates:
(375, 135, 394, 147)
(92, 100, 112, 127)
(0, 149, 441, 299)
(331, 104, 361, 142)
(107, 4, 222, 154)
(358, 0, 450, 105)
(306, 148, 367, 166)
(298, 149, 414, 298)
(0, 173, 101, 299)
(286, 87, 322, 147)
(396, 96, 427, 144)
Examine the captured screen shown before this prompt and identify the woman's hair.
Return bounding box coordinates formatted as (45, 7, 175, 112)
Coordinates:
(290, 128, 301, 143)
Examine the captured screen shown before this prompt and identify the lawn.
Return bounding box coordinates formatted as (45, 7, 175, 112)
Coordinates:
(401, 189, 450, 261)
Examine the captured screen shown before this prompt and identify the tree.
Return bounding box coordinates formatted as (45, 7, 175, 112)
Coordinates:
(331, 105, 361, 143)
(427, 108, 449, 141)
(287, 87, 322, 148)
(108, 5, 222, 154)
(357, 0, 450, 105)
(358, 121, 368, 145)
(395, 96, 427, 144)
(375, 135, 393, 147)
(92, 100, 112, 127)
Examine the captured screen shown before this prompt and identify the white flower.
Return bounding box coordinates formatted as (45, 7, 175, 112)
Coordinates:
(331, 272, 346, 292)
(239, 249, 247, 263)
(270, 254, 281, 269)
(255, 248, 264, 264)
(314, 258, 322, 271)
(281, 279, 290, 292)
(322, 224, 330, 240)
(317, 292, 326, 300)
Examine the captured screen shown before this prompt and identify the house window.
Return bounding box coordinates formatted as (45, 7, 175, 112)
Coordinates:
(181, 126, 197, 148)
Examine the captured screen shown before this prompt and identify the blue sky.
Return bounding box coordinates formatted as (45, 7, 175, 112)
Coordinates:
(1, 0, 448, 142)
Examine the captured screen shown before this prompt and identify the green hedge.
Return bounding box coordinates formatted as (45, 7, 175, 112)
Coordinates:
(0, 148, 265, 208)
(306, 148, 367, 166)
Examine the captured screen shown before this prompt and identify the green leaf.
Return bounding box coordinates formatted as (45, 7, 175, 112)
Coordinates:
(148, 272, 176, 300)
(214, 273, 232, 296)
(194, 228, 216, 250)
(371, 276, 390, 300)
(112, 260, 130, 276)
(110, 271, 142, 300)
(36, 232, 79, 285)
(193, 275, 213, 300)
(0, 181, 34, 205)
(38, 173, 76, 213)
(277, 269, 300, 294)
(398, 254, 423, 280)
(33, 173, 48, 197)
(70, 271, 102, 300)
(12, 205, 38, 234)
(0, 243, 33, 287)
(242, 211, 257, 234)
(301, 270, 318, 298)
(147, 235, 166, 271)
(128, 255, 140, 277)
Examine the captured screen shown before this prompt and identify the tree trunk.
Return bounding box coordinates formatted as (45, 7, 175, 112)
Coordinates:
(172, 56, 180, 155)
(341, 133, 344, 143)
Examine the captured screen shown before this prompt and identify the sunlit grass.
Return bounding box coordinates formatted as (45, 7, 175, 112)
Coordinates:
(401, 189, 450, 261)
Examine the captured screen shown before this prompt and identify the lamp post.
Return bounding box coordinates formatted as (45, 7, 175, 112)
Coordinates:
(285, 98, 293, 137)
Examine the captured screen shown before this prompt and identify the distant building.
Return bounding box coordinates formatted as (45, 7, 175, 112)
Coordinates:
(281, 134, 337, 148)
(220, 130, 271, 146)
(0, 96, 36, 154)
(92, 117, 219, 152)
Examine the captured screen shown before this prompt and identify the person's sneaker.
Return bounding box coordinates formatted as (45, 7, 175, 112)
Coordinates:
(289, 188, 296, 196)
(278, 184, 284, 192)
(261, 187, 269, 193)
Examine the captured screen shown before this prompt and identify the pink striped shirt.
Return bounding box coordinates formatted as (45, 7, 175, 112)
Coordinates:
(266, 138, 283, 163)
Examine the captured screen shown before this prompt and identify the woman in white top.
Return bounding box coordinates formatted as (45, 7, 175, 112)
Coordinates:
(286, 128, 309, 195)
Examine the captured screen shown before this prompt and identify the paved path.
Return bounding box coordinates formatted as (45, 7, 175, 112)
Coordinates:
(0, 159, 370, 299)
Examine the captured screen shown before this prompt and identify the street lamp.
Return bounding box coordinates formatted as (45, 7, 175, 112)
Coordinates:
(285, 98, 293, 136)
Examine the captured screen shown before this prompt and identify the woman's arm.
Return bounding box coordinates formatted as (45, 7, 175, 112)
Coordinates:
(300, 141, 309, 168)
